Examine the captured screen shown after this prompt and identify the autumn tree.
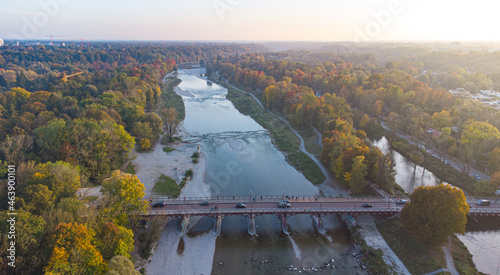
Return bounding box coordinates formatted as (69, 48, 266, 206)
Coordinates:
(0, 210, 45, 274)
(106, 255, 140, 275)
(460, 120, 500, 177)
(400, 184, 469, 247)
(161, 107, 180, 141)
(95, 222, 134, 261)
(348, 156, 368, 194)
(0, 134, 34, 164)
(45, 223, 106, 275)
(100, 170, 147, 222)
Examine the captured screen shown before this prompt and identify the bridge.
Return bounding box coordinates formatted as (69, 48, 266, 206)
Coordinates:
(141, 196, 500, 236)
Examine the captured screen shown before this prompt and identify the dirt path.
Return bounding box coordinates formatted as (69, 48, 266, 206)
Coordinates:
(442, 237, 459, 275)
(356, 216, 411, 275)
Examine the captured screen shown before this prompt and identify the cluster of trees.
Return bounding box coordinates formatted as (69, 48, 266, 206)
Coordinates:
(0, 42, 264, 273)
(216, 55, 398, 194)
(215, 51, 500, 195)
(0, 164, 145, 274)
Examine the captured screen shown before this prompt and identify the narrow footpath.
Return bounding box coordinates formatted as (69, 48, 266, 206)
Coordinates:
(356, 216, 411, 275)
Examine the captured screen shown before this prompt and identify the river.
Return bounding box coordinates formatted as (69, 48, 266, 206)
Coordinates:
(372, 136, 500, 275)
(147, 69, 365, 275)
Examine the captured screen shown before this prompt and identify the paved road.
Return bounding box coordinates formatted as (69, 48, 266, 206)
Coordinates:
(380, 121, 490, 181)
(146, 197, 500, 215)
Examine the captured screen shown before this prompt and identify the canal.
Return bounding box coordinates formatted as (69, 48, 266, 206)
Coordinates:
(373, 136, 500, 275)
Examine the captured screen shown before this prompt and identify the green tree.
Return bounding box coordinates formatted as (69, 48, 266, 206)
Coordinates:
(106, 255, 140, 275)
(401, 184, 469, 247)
(95, 222, 134, 260)
(0, 210, 45, 274)
(349, 156, 368, 194)
(474, 180, 496, 197)
(431, 110, 453, 130)
(101, 170, 147, 218)
(23, 184, 55, 215)
(139, 138, 151, 150)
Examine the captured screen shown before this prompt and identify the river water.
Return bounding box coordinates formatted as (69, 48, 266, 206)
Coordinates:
(150, 69, 365, 274)
(372, 136, 500, 275)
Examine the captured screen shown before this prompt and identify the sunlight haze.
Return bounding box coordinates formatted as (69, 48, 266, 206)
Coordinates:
(1, 0, 498, 41)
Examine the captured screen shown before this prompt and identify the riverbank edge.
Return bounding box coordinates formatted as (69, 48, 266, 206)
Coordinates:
(376, 218, 480, 274)
(209, 76, 326, 185)
(366, 133, 481, 274)
(134, 71, 216, 273)
(374, 127, 475, 195)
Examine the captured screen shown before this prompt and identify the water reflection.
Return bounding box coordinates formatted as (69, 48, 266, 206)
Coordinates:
(372, 137, 441, 193)
(372, 136, 500, 274)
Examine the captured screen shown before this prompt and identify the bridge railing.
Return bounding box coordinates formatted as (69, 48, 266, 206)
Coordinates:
(142, 206, 404, 216)
(146, 195, 412, 204)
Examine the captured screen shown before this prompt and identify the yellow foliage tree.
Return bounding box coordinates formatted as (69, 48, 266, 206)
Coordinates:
(45, 223, 105, 275)
(140, 138, 151, 150)
(101, 170, 147, 216)
(401, 184, 469, 247)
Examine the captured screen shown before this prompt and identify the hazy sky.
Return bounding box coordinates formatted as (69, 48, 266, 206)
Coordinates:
(0, 0, 498, 41)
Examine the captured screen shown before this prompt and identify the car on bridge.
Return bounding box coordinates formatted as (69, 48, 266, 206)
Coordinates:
(152, 202, 165, 208)
(200, 201, 210, 206)
(362, 203, 373, 208)
(278, 201, 291, 208)
(474, 174, 481, 180)
(395, 200, 408, 205)
(236, 203, 247, 208)
(477, 199, 491, 206)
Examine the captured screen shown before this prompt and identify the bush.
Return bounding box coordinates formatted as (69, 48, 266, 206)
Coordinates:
(184, 169, 193, 179)
(192, 157, 199, 164)
(163, 147, 175, 153)
(191, 152, 199, 158)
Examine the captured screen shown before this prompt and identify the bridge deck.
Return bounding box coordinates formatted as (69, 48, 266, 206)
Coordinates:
(142, 197, 500, 217)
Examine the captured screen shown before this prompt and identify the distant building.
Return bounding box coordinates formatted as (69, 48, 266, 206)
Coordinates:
(480, 90, 500, 98)
(0, 39, 4, 47)
(448, 88, 469, 96)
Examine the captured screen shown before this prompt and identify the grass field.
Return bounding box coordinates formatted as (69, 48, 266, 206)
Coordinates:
(162, 146, 175, 153)
(298, 129, 323, 156)
(219, 80, 325, 185)
(160, 77, 185, 120)
(376, 218, 478, 275)
(152, 174, 183, 197)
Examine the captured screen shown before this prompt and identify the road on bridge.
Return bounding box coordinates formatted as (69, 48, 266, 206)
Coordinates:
(146, 198, 500, 215)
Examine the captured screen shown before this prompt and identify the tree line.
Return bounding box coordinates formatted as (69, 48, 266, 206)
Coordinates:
(0, 42, 263, 274)
(214, 51, 500, 196)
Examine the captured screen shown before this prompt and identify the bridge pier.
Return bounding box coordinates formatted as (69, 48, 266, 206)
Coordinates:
(247, 214, 256, 236)
(279, 214, 290, 235)
(179, 215, 190, 237)
(213, 215, 223, 236)
(311, 214, 325, 234)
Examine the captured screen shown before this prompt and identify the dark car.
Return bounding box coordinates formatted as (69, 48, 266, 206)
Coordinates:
(395, 200, 408, 205)
(278, 201, 291, 208)
(477, 199, 491, 206)
(152, 202, 165, 208)
(236, 203, 247, 208)
(362, 203, 373, 208)
(200, 201, 210, 206)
